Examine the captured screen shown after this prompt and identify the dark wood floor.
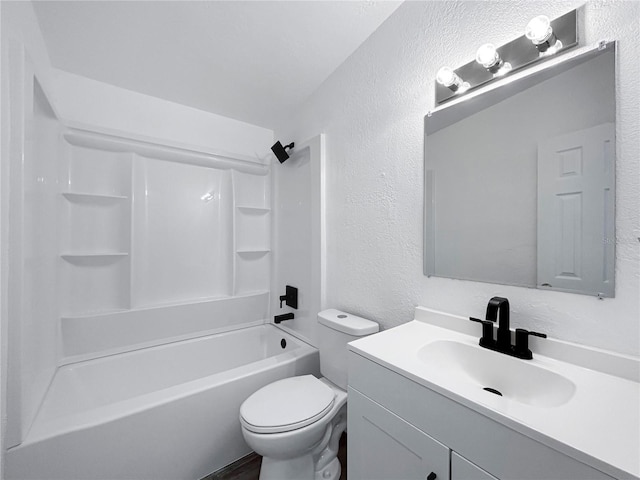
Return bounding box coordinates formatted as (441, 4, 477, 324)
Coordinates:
(204, 433, 347, 480)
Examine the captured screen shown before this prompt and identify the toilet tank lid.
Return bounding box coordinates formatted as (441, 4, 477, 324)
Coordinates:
(318, 309, 379, 336)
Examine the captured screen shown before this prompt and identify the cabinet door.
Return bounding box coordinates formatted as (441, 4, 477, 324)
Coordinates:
(348, 388, 449, 480)
(451, 452, 498, 480)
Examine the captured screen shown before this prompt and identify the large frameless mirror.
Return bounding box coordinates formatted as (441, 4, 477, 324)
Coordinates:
(424, 42, 616, 297)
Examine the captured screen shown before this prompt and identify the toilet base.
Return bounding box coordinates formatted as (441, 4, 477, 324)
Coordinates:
(255, 412, 346, 480)
(315, 457, 340, 480)
(258, 456, 341, 480)
(259, 455, 313, 480)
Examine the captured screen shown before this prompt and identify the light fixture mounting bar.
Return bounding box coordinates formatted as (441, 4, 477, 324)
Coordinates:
(436, 9, 578, 104)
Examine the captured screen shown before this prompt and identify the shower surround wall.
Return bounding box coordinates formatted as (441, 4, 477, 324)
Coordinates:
(275, 0, 640, 356)
(1, 1, 275, 463)
(57, 130, 272, 362)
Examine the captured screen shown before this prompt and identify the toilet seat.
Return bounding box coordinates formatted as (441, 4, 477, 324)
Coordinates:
(240, 375, 335, 434)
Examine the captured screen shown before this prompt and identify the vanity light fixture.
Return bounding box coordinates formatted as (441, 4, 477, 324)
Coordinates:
(525, 15, 563, 56)
(433, 8, 578, 104)
(475, 43, 512, 76)
(436, 67, 470, 93)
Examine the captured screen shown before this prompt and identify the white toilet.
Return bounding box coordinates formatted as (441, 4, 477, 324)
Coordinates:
(239, 309, 379, 480)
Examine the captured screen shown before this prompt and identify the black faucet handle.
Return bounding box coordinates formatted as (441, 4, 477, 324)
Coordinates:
(469, 317, 495, 347)
(470, 317, 490, 325)
(471, 315, 494, 323)
(516, 328, 547, 339)
(279, 285, 298, 309)
(529, 330, 547, 338)
(514, 328, 547, 359)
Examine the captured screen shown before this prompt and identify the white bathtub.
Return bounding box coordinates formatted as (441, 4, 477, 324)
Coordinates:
(6, 325, 319, 480)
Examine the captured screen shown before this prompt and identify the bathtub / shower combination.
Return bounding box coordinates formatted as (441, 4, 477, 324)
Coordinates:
(6, 325, 319, 480)
(4, 74, 322, 479)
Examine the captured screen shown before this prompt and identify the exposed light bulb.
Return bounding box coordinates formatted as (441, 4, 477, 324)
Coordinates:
(525, 15, 562, 55)
(475, 43, 511, 76)
(436, 67, 456, 87)
(475, 43, 499, 68)
(525, 15, 552, 43)
(436, 66, 470, 93)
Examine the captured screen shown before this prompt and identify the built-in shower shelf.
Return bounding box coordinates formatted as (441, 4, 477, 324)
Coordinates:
(61, 252, 129, 262)
(62, 192, 129, 202)
(61, 307, 130, 320)
(236, 249, 270, 255)
(236, 205, 270, 213)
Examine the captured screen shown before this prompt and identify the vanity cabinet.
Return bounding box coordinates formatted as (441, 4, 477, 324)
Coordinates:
(348, 351, 615, 480)
(451, 453, 498, 480)
(349, 388, 448, 480)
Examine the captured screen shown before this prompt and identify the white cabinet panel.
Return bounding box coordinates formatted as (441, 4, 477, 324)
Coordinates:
(348, 388, 448, 480)
(451, 452, 497, 480)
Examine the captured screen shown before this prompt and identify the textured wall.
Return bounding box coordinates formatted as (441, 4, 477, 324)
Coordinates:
(276, 0, 640, 356)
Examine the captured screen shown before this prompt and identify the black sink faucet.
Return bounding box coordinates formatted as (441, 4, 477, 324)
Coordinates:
(470, 296, 547, 360)
(486, 296, 510, 349)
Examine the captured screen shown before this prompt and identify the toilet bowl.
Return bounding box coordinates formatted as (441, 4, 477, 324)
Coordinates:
(239, 309, 378, 480)
(241, 376, 347, 480)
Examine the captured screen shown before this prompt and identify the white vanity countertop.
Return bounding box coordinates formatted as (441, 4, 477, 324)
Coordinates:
(348, 307, 640, 480)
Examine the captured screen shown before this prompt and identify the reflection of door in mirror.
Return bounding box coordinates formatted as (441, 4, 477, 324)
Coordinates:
(537, 123, 614, 297)
(423, 43, 616, 297)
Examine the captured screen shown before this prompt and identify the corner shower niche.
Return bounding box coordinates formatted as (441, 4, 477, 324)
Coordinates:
(60, 138, 132, 315)
(58, 129, 271, 362)
(234, 170, 271, 296)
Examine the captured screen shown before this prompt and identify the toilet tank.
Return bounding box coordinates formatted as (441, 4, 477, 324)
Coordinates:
(318, 309, 379, 390)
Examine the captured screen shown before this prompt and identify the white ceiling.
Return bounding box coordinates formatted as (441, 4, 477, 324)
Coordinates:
(33, 1, 402, 129)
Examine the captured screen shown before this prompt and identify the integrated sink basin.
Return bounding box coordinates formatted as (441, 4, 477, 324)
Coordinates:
(417, 340, 576, 407)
